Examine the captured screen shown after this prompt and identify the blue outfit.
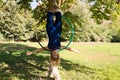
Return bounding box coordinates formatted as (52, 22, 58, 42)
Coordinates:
(46, 12, 62, 50)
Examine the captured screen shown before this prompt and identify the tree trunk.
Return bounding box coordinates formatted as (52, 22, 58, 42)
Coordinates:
(48, 0, 65, 12)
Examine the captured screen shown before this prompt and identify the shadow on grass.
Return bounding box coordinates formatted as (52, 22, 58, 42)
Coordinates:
(0, 43, 95, 80)
(60, 59, 95, 74)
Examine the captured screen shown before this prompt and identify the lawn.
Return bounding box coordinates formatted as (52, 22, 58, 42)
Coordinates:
(0, 42, 120, 80)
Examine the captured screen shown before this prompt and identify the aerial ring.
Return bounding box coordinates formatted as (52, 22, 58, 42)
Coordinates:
(36, 16, 74, 52)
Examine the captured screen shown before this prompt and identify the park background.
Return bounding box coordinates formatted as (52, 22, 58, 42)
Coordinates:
(0, 0, 120, 42)
(0, 0, 120, 80)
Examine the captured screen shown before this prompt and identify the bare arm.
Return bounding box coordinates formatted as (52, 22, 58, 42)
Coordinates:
(61, 45, 80, 53)
(26, 46, 49, 55)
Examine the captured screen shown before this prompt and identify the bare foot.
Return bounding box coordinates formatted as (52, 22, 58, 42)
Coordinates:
(73, 49, 80, 54)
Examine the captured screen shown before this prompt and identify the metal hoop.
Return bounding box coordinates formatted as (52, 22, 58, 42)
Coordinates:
(36, 16, 74, 52)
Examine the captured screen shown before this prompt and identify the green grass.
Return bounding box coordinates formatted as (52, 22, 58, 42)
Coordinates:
(0, 42, 120, 80)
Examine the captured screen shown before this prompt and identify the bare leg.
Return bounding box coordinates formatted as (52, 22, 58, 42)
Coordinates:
(61, 45, 80, 53)
(26, 46, 49, 55)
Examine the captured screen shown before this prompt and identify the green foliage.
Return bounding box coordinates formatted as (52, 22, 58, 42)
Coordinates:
(62, 0, 112, 42)
(0, 0, 35, 41)
(111, 3, 120, 20)
(15, 0, 32, 10)
(108, 3, 120, 42)
(62, 0, 93, 41)
(0, 33, 5, 41)
(90, 24, 112, 42)
(110, 15, 120, 42)
(87, 0, 120, 42)
(0, 0, 7, 7)
(0, 0, 119, 42)
(0, 0, 3, 6)
(88, 0, 118, 23)
(24, 0, 75, 41)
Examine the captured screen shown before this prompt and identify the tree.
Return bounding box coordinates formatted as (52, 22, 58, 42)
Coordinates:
(0, 0, 114, 42)
(16, 0, 75, 40)
(0, 0, 35, 41)
(88, 0, 119, 23)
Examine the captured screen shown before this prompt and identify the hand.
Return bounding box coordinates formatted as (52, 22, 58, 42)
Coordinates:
(26, 52, 33, 55)
(73, 49, 80, 54)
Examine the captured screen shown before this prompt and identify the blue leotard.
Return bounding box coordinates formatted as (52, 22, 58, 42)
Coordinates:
(46, 12, 62, 50)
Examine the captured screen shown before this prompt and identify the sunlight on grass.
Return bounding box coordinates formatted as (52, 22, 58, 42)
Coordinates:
(0, 42, 120, 80)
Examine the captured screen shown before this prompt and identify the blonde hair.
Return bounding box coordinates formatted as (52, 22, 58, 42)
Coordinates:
(50, 50, 60, 66)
